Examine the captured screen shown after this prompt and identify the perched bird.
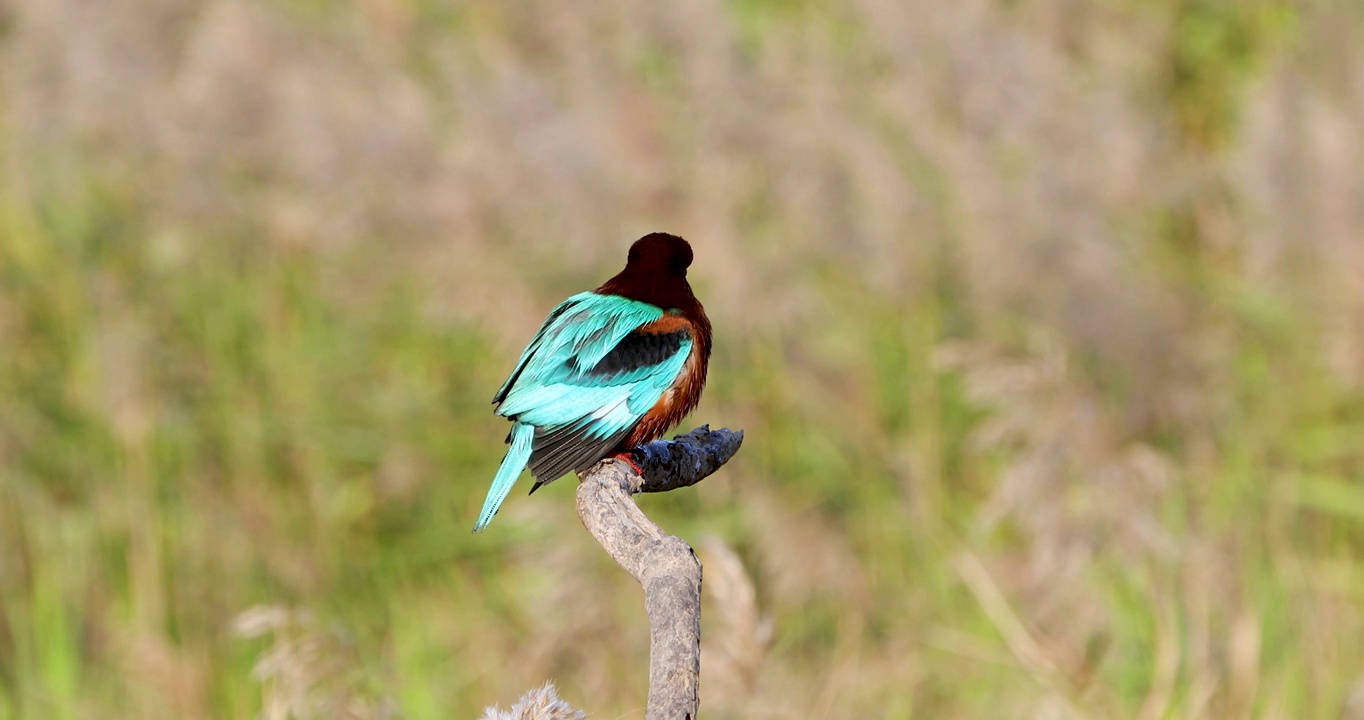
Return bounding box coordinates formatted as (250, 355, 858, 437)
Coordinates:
(474, 233, 712, 531)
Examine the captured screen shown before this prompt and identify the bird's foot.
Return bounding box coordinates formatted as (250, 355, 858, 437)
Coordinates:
(611, 451, 645, 476)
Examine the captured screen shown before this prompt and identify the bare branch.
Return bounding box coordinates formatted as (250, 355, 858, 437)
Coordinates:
(575, 425, 744, 720)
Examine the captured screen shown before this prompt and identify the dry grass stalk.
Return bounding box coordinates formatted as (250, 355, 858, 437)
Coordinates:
(478, 683, 586, 720)
(699, 536, 773, 712)
(233, 605, 392, 720)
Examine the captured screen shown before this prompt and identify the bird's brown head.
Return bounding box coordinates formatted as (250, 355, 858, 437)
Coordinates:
(597, 232, 702, 312)
(625, 232, 693, 278)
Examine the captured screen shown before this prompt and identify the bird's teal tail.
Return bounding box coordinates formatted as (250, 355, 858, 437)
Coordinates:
(474, 422, 534, 532)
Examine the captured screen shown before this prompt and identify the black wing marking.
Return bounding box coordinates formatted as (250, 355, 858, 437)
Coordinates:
(573, 329, 689, 378)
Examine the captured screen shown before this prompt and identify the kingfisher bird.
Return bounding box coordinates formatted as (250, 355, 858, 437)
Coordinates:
(474, 232, 712, 532)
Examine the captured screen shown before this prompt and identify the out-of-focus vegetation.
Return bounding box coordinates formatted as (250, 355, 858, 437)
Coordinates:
(2, 0, 1362, 717)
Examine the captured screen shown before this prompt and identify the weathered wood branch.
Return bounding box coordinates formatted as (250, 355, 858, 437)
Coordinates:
(575, 425, 744, 720)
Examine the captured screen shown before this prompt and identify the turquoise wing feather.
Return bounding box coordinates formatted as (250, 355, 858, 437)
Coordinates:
(475, 292, 693, 531)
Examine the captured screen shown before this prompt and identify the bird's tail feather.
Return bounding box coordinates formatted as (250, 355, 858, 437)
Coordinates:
(474, 422, 534, 532)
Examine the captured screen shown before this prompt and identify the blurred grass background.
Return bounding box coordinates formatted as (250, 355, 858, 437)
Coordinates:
(2, 0, 1363, 717)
